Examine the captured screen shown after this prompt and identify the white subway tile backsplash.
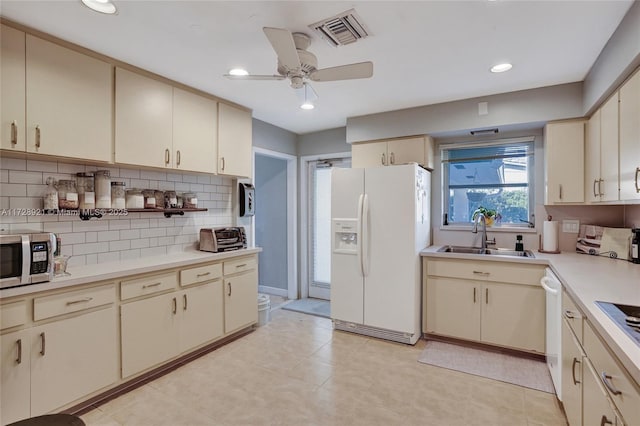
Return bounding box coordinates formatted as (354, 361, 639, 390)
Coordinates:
(1, 157, 233, 264)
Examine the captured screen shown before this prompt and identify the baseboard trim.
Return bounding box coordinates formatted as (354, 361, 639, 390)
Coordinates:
(423, 333, 546, 362)
(258, 285, 288, 297)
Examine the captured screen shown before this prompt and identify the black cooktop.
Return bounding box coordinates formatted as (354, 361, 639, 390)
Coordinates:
(596, 301, 640, 346)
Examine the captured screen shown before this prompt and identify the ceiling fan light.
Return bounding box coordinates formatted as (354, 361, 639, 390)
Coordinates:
(490, 63, 513, 73)
(300, 102, 315, 110)
(228, 68, 249, 76)
(81, 0, 117, 14)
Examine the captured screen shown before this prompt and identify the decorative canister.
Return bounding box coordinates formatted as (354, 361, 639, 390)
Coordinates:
(44, 177, 58, 211)
(76, 172, 95, 210)
(111, 181, 126, 209)
(94, 170, 111, 208)
(143, 189, 157, 209)
(183, 192, 198, 209)
(154, 190, 165, 209)
(164, 190, 178, 208)
(126, 188, 144, 209)
(57, 180, 79, 210)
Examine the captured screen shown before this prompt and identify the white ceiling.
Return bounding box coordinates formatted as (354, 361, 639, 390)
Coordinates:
(0, 1, 633, 135)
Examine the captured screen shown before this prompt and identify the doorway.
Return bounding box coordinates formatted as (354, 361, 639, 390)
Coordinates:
(300, 154, 351, 301)
(253, 148, 297, 300)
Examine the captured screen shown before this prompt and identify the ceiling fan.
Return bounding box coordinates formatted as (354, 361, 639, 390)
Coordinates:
(224, 27, 374, 108)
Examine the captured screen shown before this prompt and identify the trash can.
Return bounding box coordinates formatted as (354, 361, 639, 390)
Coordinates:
(257, 293, 271, 326)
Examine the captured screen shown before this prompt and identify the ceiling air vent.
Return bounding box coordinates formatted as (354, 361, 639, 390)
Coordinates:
(309, 9, 370, 47)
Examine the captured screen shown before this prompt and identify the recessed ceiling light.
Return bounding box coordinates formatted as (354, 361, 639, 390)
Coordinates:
(228, 68, 249, 76)
(81, 0, 117, 14)
(300, 102, 315, 110)
(490, 63, 513, 73)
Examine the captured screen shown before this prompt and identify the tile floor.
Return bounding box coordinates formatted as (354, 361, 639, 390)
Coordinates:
(81, 309, 567, 426)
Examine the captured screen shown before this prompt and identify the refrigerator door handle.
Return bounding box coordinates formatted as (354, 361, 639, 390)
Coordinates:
(362, 193, 370, 277)
(357, 193, 365, 277)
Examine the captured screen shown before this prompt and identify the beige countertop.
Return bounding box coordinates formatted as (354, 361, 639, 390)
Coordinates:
(421, 246, 640, 384)
(0, 248, 262, 300)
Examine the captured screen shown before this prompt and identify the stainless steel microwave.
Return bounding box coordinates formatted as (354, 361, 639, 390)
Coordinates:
(0, 233, 56, 289)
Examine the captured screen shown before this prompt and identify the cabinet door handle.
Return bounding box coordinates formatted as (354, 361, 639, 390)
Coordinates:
(235, 264, 247, 268)
(35, 125, 41, 148)
(228, 282, 232, 296)
(10, 120, 17, 145)
(571, 357, 581, 385)
(183, 294, 188, 311)
(221, 157, 225, 171)
(559, 184, 563, 200)
(601, 372, 622, 395)
(600, 415, 613, 426)
(635, 167, 640, 193)
(16, 339, 22, 364)
(196, 272, 210, 277)
(40, 332, 46, 356)
(593, 179, 599, 198)
(176, 150, 181, 166)
(66, 297, 93, 305)
(381, 153, 386, 166)
(142, 282, 161, 289)
(473, 287, 476, 303)
(598, 179, 604, 197)
(165, 149, 170, 165)
(472, 270, 490, 276)
(564, 310, 575, 319)
(172, 297, 177, 314)
(390, 152, 395, 165)
(485, 288, 489, 304)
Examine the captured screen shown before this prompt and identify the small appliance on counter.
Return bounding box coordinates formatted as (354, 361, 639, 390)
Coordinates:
(0, 233, 56, 289)
(199, 227, 247, 252)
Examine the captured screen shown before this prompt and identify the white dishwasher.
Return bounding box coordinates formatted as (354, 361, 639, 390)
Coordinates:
(540, 267, 562, 400)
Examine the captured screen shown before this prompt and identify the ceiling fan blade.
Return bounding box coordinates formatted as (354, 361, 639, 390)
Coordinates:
(224, 74, 286, 81)
(310, 61, 373, 82)
(263, 27, 301, 72)
(295, 82, 318, 104)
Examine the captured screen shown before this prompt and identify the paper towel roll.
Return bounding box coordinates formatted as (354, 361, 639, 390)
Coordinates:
(543, 221, 559, 252)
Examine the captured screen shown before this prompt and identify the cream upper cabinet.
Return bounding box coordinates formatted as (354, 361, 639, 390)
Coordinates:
(25, 35, 112, 162)
(1, 329, 31, 425)
(173, 87, 218, 174)
(30, 307, 118, 416)
(352, 136, 434, 169)
(0, 25, 26, 152)
(545, 120, 585, 204)
(586, 95, 620, 202)
(217, 103, 252, 178)
(562, 318, 583, 426)
(115, 67, 173, 169)
(619, 68, 640, 201)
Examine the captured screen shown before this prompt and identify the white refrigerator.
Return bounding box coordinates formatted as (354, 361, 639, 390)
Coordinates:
(330, 163, 430, 344)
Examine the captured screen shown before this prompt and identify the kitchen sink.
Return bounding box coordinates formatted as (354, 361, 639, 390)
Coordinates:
(437, 245, 535, 258)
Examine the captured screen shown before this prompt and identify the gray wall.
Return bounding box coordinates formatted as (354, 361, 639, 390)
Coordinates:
(254, 154, 288, 290)
(583, 1, 640, 115)
(346, 82, 583, 143)
(252, 118, 297, 156)
(297, 127, 350, 156)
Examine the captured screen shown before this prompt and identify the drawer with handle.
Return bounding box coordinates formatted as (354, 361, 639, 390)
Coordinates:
(426, 258, 544, 285)
(180, 263, 222, 287)
(121, 272, 177, 301)
(562, 290, 584, 343)
(223, 256, 257, 275)
(34, 284, 116, 321)
(1, 300, 28, 330)
(584, 320, 640, 423)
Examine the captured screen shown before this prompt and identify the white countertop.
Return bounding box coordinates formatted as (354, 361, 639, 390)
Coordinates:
(0, 248, 261, 300)
(421, 246, 640, 384)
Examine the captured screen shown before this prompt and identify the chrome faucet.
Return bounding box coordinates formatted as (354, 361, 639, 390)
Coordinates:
(472, 212, 496, 250)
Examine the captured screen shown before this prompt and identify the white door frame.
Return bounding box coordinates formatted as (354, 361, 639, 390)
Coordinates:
(299, 152, 351, 299)
(253, 147, 297, 300)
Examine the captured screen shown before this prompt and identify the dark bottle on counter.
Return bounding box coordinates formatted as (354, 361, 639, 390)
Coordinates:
(632, 229, 640, 264)
(515, 234, 524, 252)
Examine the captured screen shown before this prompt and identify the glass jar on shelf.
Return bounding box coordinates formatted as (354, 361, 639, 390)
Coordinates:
(154, 190, 164, 209)
(164, 190, 178, 208)
(76, 172, 95, 210)
(111, 181, 126, 209)
(143, 189, 157, 209)
(94, 170, 111, 208)
(183, 192, 198, 209)
(126, 188, 144, 209)
(43, 177, 58, 211)
(57, 180, 79, 210)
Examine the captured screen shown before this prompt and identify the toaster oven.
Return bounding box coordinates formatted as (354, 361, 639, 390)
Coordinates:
(199, 227, 247, 253)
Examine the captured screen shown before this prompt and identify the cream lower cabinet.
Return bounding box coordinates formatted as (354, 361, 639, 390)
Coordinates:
(30, 307, 118, 416)
(583, 358, 620, 426)
(562, 318, 583, 426)
(424, 258, 545, 353)
(351, 135, 434, 169)
(545, 120, 586, 204)
(1, 329, 31, 425)
(223, 257, 258, 334)
(178, 281, 223, 352)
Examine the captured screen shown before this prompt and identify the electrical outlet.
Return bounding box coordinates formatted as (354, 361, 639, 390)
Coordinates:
(562, 219, 580, 233)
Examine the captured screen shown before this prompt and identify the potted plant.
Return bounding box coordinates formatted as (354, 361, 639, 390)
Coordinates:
(472, 206, 500, 226)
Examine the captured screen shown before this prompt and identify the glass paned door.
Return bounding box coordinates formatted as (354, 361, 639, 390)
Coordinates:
(308, 158, 350, 300)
